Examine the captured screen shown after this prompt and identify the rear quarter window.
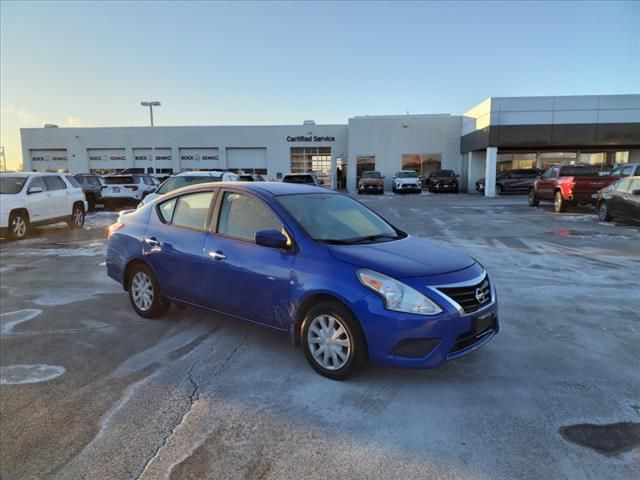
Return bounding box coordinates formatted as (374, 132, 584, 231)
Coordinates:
(65, 175, 81, 188)
(44, 176, 67, 190)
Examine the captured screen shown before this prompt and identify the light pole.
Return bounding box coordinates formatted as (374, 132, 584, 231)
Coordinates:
(140, 101, 161, 174)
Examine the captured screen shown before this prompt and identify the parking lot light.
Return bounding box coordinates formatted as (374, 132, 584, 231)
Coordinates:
(140, 101, 161, 174)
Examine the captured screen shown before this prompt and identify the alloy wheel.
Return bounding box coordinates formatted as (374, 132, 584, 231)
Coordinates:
(12, 216, 26, 238)
(307, 314, 351, 371)
(73, 207, 84, 226)
(131, 271, 154, 311)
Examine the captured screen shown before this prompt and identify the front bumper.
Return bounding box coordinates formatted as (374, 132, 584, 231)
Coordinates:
(395, 183, 422, 192)
(353, 274, 499, 368)
(359, 184, 384, 193)
(432, 183, 458, 192)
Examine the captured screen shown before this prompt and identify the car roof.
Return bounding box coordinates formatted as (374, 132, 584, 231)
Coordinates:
(164, 180, 332, 198)
(0, 172, 62, 177)
(173, 171, 227, 177)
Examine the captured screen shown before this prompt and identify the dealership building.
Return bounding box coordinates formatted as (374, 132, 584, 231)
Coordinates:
(20, 94, 640, 195)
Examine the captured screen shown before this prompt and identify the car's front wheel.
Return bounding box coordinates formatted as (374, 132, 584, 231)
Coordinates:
(8, 211, 29, 240)
(128, 264, 170, 318)
(598, 202, 612, 222)
(301, 300, 367, 380)
(528, 189, 539, 207)
(67, 203, 85, 229)
(496, 184, 503, 195)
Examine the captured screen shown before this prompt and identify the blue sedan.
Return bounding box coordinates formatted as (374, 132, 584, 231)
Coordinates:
(106, 182, 498, 379)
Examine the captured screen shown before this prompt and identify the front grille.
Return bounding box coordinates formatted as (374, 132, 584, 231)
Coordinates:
(437, 277, 491, 314)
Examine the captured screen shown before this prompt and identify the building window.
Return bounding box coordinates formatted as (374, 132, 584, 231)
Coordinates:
(290, 147, 331, 184)
(401, 154, 442, 176)
(539, 152, 577, 169)
(356, 155, 375, 178)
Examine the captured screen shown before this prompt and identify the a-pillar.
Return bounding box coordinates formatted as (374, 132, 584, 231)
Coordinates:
(484, 147, 497, 197)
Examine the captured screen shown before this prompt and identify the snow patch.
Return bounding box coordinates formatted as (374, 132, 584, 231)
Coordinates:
(0, 309, 42, 335)
(0, 364, 65, 384)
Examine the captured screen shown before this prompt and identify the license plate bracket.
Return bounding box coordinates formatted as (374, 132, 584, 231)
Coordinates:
(474, 312, 494, 334)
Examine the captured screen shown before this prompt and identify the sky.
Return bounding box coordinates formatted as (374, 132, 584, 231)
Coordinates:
(1, 0, 639, 170)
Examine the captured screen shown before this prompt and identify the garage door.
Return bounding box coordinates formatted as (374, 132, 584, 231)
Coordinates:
(30, 149, 68, 172)
(179, 148, 220, 170)
(226, 148, 267, 169)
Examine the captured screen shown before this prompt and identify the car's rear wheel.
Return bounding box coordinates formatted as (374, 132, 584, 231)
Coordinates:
(496, 184, 503, 195)
(128, 264, 170, 318)
(553, 191, 566, 213)
(598, 202, 612, 222)
(301, 300, 367, 380)
(67, 203, 85, 229)
(528, 189, 539, 207)
(8, 211, 28, 240)
(86, 194, 96, 211)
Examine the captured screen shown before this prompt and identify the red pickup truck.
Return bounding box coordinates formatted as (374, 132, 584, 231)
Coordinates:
(528, 165, 618, 213)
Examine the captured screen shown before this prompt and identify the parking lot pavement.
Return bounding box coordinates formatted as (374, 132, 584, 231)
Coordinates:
(1, 195, 639, 480)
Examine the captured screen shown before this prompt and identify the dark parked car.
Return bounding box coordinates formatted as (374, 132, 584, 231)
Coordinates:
(282, 173, 324, 186)
(74, 173, 104, 210)
(424, 170, 459, 193)
(106, 182, 498, 379)
(609, 163, 640, 178)
(239, 173, 266, 182)
(596, 176, 640, 223)
(476, 169, 541, 195)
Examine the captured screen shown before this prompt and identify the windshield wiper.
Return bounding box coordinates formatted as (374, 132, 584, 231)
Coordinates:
(319, 234, 400, 245)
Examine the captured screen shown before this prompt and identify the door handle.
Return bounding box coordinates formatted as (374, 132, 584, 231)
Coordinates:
(144, 237, 160, 247)
(208, 250, 226, 261)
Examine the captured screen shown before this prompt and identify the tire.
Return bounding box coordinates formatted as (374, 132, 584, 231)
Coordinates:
(86, 194, 96, 211)
(528, 189, 539, 207)
(127, 263, 170, 319)
(67, 203, 85, 230)
(392, 187, 397, 194)
(496, 184, 503, 195)
(598, 202, 612, 222)
(553, 191, 567, 213)
(301, 300, 367, 380)
(8, 211, 29, 240)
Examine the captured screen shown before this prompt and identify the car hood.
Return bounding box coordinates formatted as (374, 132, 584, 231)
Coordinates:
(431, 176, 457, 182)
(359, 178, 383, 185)
(327, 235, 475, 279)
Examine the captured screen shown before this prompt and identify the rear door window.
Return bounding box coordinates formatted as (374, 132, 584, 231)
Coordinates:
(105, 176, 135, 185)
(171, 192, 215, 230)
(28, 176, 47, 192)
(44, 176, 66, 190)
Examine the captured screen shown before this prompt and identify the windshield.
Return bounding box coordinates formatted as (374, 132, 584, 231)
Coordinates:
(0, 176, 27, 194)
(157, 175, 218, 194)
(277, 193, 404, 244)
(397, 171, 418, 178)
(105, 176, 135, 185)
(361, 171, 381, 179)
(433, 170, 454, 177)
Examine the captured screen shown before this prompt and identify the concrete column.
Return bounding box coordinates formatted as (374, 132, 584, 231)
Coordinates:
(629, 149, 640, 163)
(484, 147, 497, 197)
(466, 152, 474, 192)
(346, 155, 357, 192)
(124, 147, 134, 169)
(219, 147, 227, 170)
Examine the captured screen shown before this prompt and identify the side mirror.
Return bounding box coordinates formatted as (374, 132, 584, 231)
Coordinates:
(28, 186, 43, 194)
(255, 229, 288, 249)
(318, 179, 325, 185)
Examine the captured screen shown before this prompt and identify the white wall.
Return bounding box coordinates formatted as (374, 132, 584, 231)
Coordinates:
(346, 115, 463, 191)
(21, 124, 348, 178)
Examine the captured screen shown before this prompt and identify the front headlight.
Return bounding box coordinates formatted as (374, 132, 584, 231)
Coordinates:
(357, 269, 443, 315)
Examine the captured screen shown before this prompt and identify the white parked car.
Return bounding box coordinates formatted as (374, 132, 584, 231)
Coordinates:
(139, 171, 240, 206)
(0, 172, 88, 240)
(101, 174, 158, 206)
(392, 170, 422, 194)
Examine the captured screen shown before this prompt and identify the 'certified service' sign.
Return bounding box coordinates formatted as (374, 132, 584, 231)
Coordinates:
(287, 136, 335, 142)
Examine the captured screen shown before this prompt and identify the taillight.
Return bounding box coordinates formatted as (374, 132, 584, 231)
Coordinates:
(108, 222, 124, 238)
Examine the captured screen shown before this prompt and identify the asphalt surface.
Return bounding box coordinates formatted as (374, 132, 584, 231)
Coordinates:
(1, 193, 639, 479)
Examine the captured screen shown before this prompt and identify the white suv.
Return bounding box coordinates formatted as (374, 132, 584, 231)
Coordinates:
(0, 172, 88, 240)
(101, 174, 158, 206)
(139, 170, 240, 206)
(392, 170, 422, 194)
